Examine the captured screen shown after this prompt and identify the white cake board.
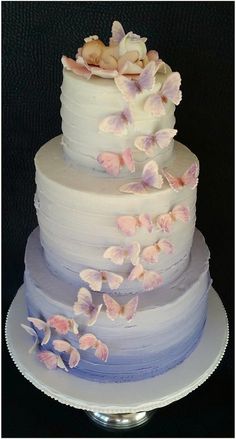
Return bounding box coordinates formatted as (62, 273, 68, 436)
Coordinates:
(5, 286, 229, 429)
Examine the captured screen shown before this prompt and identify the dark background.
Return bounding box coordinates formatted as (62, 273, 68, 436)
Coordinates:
(2, 1, 234, 438)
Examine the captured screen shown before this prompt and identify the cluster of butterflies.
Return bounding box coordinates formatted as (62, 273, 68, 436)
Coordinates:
(21, 313, 109, 370)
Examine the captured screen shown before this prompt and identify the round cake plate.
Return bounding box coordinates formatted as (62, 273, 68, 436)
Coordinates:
(5, 286, 228, 430)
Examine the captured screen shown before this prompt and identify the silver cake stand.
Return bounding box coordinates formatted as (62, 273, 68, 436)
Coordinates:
(5, 286, 228, 430)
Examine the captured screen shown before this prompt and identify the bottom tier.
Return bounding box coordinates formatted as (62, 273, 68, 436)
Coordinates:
(22, 227, 211, 383)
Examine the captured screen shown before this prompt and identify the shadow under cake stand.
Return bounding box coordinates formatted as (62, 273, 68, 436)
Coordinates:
(5, 286, 228, 430)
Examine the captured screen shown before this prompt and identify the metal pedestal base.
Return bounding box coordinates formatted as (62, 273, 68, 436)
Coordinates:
(86, 410, 155, 429)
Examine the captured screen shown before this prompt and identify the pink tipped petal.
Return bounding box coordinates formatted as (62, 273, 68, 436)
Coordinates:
(69, 348, 80, 368)
(47, 315, 70, 335)
(156, 213, 173, 233)
(79, 333, 97, 350)
(142, 245, 159, 263)
(37, 351, 58, 370)
(172, 205, 190, 222)
(80, 269, 102, 292)
(157, 239, 174, 254)
(128, 264, 144, 281)
(95, 341, 109, 362)
(53, 339, 71, 353)
(122, 148, 135, 173)
(103, 294, 121, 321)
(61, 56, 91, 79)
(117, 216, 137, 236)
(139, 213, 154, 233)
(105, 271, 124, 290)
(123, 296, 139, 321)
(143, 271, 163, 291)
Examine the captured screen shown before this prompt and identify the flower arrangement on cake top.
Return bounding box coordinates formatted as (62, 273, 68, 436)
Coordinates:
(62, 21, 166, 78)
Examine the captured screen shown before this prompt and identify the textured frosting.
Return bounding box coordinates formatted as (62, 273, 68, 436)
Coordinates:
(34, 136, 197, 294)
(61, 67, 176, 174)
(24, 227, 211, 383)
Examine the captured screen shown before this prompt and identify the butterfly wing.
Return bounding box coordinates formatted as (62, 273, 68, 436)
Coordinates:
(121, 148, 135, 173)
(79, 333, 97, 350)
(95, 341, 109, 362)
(47, 315, 70, 335)
(143, 270, 163, 291)
(103, 246, 126, 265)
(138, 61, 157, 92)
(53, 339, 71, 353)
(171, 205, 190, 223)
(79, 269, 102, 292)
(162, 168, 182, 191)
(142, 160, 163, 189)
(122, 296, 139, 321)
(157, 239, 174, 254)
(155, 128, 177, 149)
(69, 348, 81, 368)
(156, 213, 173, 233)
(117, 216, 137, 236)
(139, 213, 154, 233)
(73, 287, 93, 316)
(110, 20, 125, 46)
(103, 293, 121, 320)
(88, 304, 103, 326)
(134, 134, 157, 156)
(161, 72, 182, 105)
(119, 181, 146, 194)
(127, 242, 141, 266)
(181, 163, 199, 189)
(37, 351, 58, 370)
(27, 317, 51, 345)
(141, 245, 159, 263)
(144, 92, 166, 117)
(114, 75, 139, 101)
(99, 112, 129, 136)
(97, 152, 121, 176)
(105, 271, 124, 290)
(128, 264, 144, 281)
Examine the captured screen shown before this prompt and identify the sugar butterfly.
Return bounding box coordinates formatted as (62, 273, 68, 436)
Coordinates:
(141, 239, 174, 264)
(114, 61, 157, 102)
(128, 264, 163, 291)
(103, 294, 139, 321)
(119, 160, 163, 194)
(144, 72, 182, 117)
(163, 162, 199, 192)
(53, 340, 80, 368)
(135, 128, 177, 157)
(117, 214, 153, 236)
(156, 205, 190, 233)
(80, 269, 124, 291)
(73, 288, 103, 326)
(79, 333, 109, 362)
(97, 148, 135, 176)
(103, 242, 140, 266)
(99, 107, 133, 136)
(37, 350, 68, 372)
(109, 20, 125, 46)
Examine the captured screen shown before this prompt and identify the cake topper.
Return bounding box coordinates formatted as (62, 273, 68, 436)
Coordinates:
(103, 294, 139, 322)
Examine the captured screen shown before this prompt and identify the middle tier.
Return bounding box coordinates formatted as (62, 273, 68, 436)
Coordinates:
(35, 135, 197, 294)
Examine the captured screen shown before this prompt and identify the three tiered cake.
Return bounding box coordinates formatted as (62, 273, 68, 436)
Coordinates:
(21, 21, 211, 383)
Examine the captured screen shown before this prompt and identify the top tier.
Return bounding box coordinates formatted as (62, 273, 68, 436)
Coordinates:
(61, 21, 182, 176)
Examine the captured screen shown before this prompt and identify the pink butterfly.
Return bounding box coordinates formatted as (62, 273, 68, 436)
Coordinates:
(109, 21, 125, 46)
(21, 324, 39, 354)
(37, 350, 68, 372)
(117, 214, 153, 236)
(73, 288, 102, 326)
(103, 242, 140, 265)
(97, 148, 135, 176)
(99, 107, 133, 136)
(119, 160, 163, 194)
(144, 72, 182, 116)
(128, 264, 163, 291)
(103, 294, 139, 321)
(162, 163, 199, 192)
(114, 61, 157, 101)
(53, 340, 80, 368)
(27, 317, 51, 345)
(79, 333, 109, 362)
(134, 129, 177, 157)
(79, 269, 124, 292)
(141, 239, 174, 263)
(156, 205, 190, 233)
(47, 315, 79, 335)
